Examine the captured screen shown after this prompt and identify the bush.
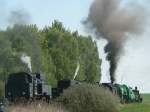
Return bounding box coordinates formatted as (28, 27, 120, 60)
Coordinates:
(58, 84, 120, 112)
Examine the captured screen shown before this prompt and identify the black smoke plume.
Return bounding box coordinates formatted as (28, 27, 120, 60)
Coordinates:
(85, 0, 146, 83)
(8, 8, 31, 25)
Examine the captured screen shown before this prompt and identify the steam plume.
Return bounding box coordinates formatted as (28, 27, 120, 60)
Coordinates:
(32, 37, 42, 73)
(85, 0, 146, 83)
(73, 61, 80, 80)
(21, 54, 32, 72)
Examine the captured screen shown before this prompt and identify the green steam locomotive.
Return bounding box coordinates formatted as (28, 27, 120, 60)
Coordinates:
(101, 83, 142, 103)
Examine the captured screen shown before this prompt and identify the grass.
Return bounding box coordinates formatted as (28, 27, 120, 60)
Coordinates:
(7, 94, 150, 112)
(8, 102, 67, 112)
(120, 94, 150, 112)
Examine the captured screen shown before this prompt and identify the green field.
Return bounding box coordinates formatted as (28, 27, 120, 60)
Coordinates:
(120, 94, 150, 112)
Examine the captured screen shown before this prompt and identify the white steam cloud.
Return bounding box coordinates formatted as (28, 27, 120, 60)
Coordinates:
(21, 54, 32, 72)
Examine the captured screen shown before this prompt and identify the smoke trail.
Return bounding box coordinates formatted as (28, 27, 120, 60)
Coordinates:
(85, 0, 146, 83)
(8, 8, 31, 25)
(31, 37, 42, 73)
(21, 54, 32, 72)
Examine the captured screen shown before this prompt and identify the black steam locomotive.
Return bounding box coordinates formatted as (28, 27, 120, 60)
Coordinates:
(5, 72, 51, 102)
(5, 72, 80, 102)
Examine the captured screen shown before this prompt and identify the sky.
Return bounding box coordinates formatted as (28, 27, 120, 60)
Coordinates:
(0, 0, 150, 93)
(0, 0, 92, 32)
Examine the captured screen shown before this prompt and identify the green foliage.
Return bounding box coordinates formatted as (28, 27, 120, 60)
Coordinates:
(58, 84, 120, 112)
(41, 20, 101, 85)
(5, 24, 42, 72)
(0, 25, 42, 82)
(77, 37, 101, 82)
(0, 20, 101, 86)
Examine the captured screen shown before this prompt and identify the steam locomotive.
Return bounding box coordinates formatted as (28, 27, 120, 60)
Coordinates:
(5, 72, 51, 102)
(5, 72, 142, 103)
(101, 83, 142, 103)
(5, 72, 80, 102)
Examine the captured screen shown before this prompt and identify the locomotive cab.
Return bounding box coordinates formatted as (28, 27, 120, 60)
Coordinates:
(133, 86, 143, 102)
(101, 83, 118, 95)
(5, 72, 52, 102)
(5, 72, 33, 102)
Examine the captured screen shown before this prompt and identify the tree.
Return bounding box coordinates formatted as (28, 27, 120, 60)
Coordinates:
(0, 20, 102, 87)
(41, 20, 101, 84)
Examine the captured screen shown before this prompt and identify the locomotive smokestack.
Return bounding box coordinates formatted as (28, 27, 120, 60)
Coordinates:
(85, 0, 147, 83)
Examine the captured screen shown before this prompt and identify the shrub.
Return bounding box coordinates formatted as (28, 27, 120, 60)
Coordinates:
(58, 84, 120, 112)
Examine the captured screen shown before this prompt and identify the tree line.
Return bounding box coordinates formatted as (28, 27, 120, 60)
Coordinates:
(0, 20, 101, 100)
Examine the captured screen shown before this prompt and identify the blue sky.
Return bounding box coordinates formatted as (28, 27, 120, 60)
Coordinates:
(0, 0, 149, 32)
(0, 0, 150, 93)
(0, 0, 92, 33)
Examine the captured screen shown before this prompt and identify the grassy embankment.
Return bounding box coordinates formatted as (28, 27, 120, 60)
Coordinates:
(120, 94, 150, 112)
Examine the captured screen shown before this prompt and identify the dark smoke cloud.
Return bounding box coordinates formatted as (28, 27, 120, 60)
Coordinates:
(32, 37, 42, 73)
(85, 0, 146, 83)
(8, 9, 31, 25)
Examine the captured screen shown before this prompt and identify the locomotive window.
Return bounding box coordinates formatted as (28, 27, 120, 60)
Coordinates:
(27, 74, 32, 83)
(7, 72, 32, 84)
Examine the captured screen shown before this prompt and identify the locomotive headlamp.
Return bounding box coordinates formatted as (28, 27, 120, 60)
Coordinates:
(22, 92, 26, 95)
(8, 92, 11, 95)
